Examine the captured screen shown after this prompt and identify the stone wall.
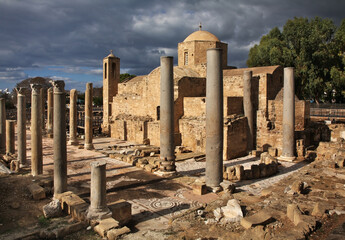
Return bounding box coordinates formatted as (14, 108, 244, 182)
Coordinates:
(256, 99, 310, 155)
(224, 116, 248, 159)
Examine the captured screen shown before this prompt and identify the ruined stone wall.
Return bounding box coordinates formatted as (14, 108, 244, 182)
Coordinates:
(256, 99, 310, 154)
(224, 116, 248, 159)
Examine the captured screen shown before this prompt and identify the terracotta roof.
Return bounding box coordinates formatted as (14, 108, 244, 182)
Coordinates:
(223, 65, 281, 76)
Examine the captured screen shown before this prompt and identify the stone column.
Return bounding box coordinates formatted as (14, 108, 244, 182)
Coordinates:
(205, 48, 223, 190)
(279, 67, 296, 161)
(40, 88, 46, 134)
(31, 84, 43, 176)
(6, 120, 15, 155)
(84, 83, 94, 150)
(68, 89, 78, 145)
(47, 87, 54, 138)
(159, 56, 176, 173)
(17, 88, 27, 167)
(0, 98, 6, 153)
(53, 81, 67, 195)
(243, 70, 254, 152)
(87, 161, 111, 219)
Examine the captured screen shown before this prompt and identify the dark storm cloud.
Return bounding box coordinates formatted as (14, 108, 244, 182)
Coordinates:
(0, 0, 344, 86)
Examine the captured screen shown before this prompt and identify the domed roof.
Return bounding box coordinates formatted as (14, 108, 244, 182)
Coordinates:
(183, 30, 220, 42)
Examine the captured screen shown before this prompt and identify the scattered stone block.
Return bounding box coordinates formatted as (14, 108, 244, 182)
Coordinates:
(291, 181, 304, 194)
(10, 160, 19, 172)
(268, 147, 277, 157)
(94, 218, 119, 238)
(221, 199, 243, 222)
(336, 156, 345, 168)
(311, 202, 327, 217)
(240, 210, 274, 229)
(108, 200, 131, 225)
(107, 226, 131, 240)
(192, 182, 207, 195)
(220, 181, 235, 193)
(28, 183, 46, 200)
(260, 188, 272, 197)
(43, 199, 62, 218)
(251, 150, 262, 157)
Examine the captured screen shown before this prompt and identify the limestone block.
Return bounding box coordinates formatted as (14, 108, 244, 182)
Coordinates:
(94, 217, 119, 238)
(311, 202, 328, 217)
(235, 165, 244, 180)
(10, 160, 19, 172)
(43, 199, 62, 218)
(267, 147, 277, 157)
(251, 165, 260, 179)
(60, 192, 86, 215)
(108, 200, 132, 225)
(220, 181, 235, 193)
(240, 210, 274, 229)
(107, 226, 131, 240)
(223, 172, 228, 180)
(28, 183, 46, 200)
(192, 183, 207, 195)
(336, 156, 345, 168)
(259, 163, 267, 178)
(221, 199, 243, 222)
(243, 169, 252, 180)
(291, 181, 304, 194)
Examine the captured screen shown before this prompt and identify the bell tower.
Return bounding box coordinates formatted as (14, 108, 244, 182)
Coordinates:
(102, 50, 120, 135)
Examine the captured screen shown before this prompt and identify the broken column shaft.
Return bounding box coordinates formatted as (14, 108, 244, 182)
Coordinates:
(87, 161, 111, 219)
(84, 83, 94, 150)
(31, 84, 43, 176)
(17, 88, 27, 167)
(47, 87, 54, 138)
(243, 70, 254, 152)
(205, 48, 223, 189)
(6, 120, 15, 155)
(279, 67, 296, 161)
(53, 81, 67, 195)
(159, 56, 176, 172)
(0, 98, 6, 153)
(68, 89, 78, 145)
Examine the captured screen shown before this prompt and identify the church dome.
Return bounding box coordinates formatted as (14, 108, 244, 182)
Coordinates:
(183, 30, 220, 42)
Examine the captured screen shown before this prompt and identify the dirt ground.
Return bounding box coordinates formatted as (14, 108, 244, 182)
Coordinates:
(1, 132, 345, 239)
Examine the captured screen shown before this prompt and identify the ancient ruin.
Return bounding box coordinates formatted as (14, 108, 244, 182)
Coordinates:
(0, 28, 344, 240)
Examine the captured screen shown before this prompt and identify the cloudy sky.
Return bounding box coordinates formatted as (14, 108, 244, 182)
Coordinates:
(0, 0, 344, 91)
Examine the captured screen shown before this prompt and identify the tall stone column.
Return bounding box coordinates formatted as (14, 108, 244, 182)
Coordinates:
(0, 98, 6, 153)
(87, 161, 111, 220)
(53, 81, 67, 195)
(205, 48, 223, 190)
(6, 120, 15, 155)
(31, 84, 43, 176)
(47, 87, 54, 138)
(243, 70, 254, 152)
(84, 83, 94, 150)
(159, 56, 176, 173)
(40, 88, 46, 134)
(279, 67, 296, 161)
(17, 88, 27, 167)
(68, 89, 78, 145)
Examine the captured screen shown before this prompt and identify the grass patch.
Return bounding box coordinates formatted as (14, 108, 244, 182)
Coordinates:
(38, 216, 50, 227)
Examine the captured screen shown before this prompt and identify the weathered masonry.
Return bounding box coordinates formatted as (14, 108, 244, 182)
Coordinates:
(102, 28, 310, 160)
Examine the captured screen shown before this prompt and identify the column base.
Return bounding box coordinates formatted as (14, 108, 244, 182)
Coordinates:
(277, 155, 296, 162)
(154, 170, 177, 178)
(207, 185, 222, 193)
(86, 207, 112, 220)
(84, 143, 94, 150)
(19, 163, 28, 168)
(68, 139, 79, 146)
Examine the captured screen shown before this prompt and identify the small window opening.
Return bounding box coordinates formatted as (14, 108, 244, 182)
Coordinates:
(156, 106, 160, 120)
(184, 52, 188, 65)
(104, 63, 107, 79)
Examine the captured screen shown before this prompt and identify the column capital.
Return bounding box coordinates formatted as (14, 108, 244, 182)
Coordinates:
(15, 87, 27, 96)
(30, 84, 41, 95)
(53, 80, 65, 93)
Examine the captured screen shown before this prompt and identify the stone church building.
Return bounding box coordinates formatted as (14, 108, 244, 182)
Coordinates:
(102, 29, 309, 160)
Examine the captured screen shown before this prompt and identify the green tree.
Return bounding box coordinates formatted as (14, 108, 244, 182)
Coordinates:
(120, 73, 136, 83)
(247, 17, 344, 103)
